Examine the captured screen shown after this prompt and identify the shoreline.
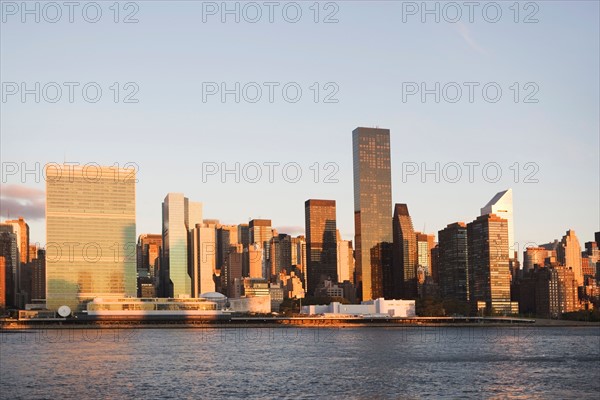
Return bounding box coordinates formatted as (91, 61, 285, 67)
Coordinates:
(2, 318, 598, 330)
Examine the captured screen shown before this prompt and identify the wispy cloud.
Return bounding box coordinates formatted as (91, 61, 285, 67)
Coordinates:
(455, 22, 488, 56)
(0, 184, 45, 220)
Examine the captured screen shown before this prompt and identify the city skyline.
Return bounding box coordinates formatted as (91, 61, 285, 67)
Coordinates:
(1, 158, 597, 261)
(1, 2, 598, 399)
(2, 3, 598, 251)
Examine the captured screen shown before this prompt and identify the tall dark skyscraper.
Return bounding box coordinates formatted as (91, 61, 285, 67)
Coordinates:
(438, 222, 469, 302)
(352, 127, 393, 301)
(393, 204, 417, 299)
(467, 214, 511, 315)
(305, 199, 338, 295)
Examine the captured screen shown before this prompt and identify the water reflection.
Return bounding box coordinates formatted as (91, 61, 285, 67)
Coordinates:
(1, 327, 598, 399)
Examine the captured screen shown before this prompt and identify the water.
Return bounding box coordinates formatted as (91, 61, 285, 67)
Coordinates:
(1, 326, 599, 399)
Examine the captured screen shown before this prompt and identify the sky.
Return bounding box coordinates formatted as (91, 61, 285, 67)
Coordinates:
(1, 1, 599, 253)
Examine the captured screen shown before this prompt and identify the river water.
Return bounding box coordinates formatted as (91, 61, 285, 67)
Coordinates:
(1, 326, 599, 399)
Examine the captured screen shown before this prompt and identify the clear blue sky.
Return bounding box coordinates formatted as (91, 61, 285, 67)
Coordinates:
(1, 1, 598, 252)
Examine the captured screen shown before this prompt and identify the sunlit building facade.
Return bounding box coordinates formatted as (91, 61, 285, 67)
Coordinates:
(353, 127, 393, 301)
(305, 199, 338, 295)
(557, 229, 583, 287)
(337, 237, 354, 284)
(161, 193, 202, 298)
(191, 222, 217, 296)
(393, 204, 417, 299)
(467, 214, 511, 315)
(225, 244, 244, 297)
(481, 189, 514, 256)
(523, 247, 555, 273)
(249, 219, 273, 279)
(46, 165, 136, 311)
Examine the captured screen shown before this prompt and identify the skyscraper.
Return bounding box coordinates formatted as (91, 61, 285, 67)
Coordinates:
(305, 199, 338, 295)
(467, 214, 511, 315)
(237, 223, 250, 277)
(416, 232, 436, 284)
(218, 225, 239, 293)
(46, 164, 136, 311)
(480, 189, 514, 253)
(437, 222, 469, 302)
(191, 222, 216, 296)
(136, 233, 162, 297)
(336, 234, 354, 284)
(518, 264, 579, 317)
(523, 247, 555, 273)
(225, 244, 244, 297)
(0, 256, 5, 309)
(30, 249, 46, 301)
(161, 193, 202, 298)
(557, 229, 583, 287)
(352, 127, 393, 301)
(0, 226, 18, 307)
(5, 217, 29, 263)
(270, 233, 292, 280)
(249, 219, 273, 279)
(247, 243, 263, 278)
(393, 204, 417, 299)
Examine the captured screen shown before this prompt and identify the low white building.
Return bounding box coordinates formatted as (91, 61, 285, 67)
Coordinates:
(228, 295, 271, 314)
(301, 298, 415, 318)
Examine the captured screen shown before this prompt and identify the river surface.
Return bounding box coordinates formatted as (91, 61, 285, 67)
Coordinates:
(1, 326, 599, 399)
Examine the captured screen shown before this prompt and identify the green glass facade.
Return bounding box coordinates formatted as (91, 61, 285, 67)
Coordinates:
(46, 165, 136, 311)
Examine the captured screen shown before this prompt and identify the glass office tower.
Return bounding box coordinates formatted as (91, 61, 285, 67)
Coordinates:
(46, 164, 136, 311)
(352, 127, 393, 301)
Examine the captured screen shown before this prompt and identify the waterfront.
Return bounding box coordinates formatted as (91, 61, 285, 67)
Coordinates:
(1, 327, 599, 399)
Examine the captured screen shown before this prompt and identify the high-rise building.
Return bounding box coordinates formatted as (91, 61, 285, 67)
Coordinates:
(584, 241, 599, 262)
(29, 244, 38, 262)
(583, 241, 599, 281)
(518, 264, 579, 317)
(291, 235, 306, 271)
(270, 233, 293, 280)
(305, 199, 338, 295)
(467, 214, 511, 315)
(415, 232, 436, 288)
(249, 219, 273, 279)
(161, 193, 202, 298)
(237, 223, 250, 276)
(430, 244, 440, 283)
(27, 248, 46, 301)
(217, 225, 239, 293)
(0, 228, 18, 307)
(5, 217, 29, 263)
(337, 235, 354, 284)
(225, 244, 244, 297)
(247, 243, 263, 278)
(0, 256, 6, 309)
(480, 189, 514, 254)
(137, 234, 162, 277)
(46, 164, 136, 311)
(523, 247, 556, 273)
(393, 204, 417, 299)
(238, 224, 250, 246)
(191, 222, 216, 296)
(557, 229, 583, 287)
(438, 222, 469, 302)
(136, 233, 162, 297)
(353, 127, 393, 301)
